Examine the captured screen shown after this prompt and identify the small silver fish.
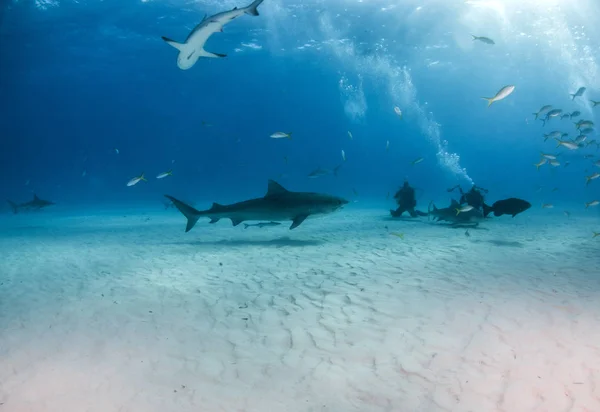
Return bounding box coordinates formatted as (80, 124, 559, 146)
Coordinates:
(542, 203, 554, 209)
(570, 87, 586, 100)
(456, 204, 474, 215)
(270, 132, 292, 139)
(394, 106, 403, 118)
(156, 170, 173, 179)
(471, 35, 495, 45)
(127, 173, 147, 187)
(555, 139, 579, 150)
(482, 85, 515, 107)
(341, 149, 346, 162)
(585, 200, 599, 209)
(348, 131, 353, 140)
(586, 172, 600, 185)
(533, 105, 552, 120)
(411, 157, 424, 165)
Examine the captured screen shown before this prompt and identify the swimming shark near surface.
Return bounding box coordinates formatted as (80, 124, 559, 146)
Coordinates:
(161, 0, 265, 70)
(7, 194, 55, 214)
(429, 199, 484, 225)
(165, 180, 348, 232)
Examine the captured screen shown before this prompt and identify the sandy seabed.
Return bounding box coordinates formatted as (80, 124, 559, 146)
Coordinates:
(0, 208, 599, 412)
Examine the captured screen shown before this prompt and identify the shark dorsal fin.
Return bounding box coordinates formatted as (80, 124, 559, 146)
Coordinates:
(201, 13, 207, 22)
(211, 202, 225, 210)
(233, 6, 238, 10)
(33, 194, 40, 201)
(450, 199, 459, 207)
(265, 180, 288, 197)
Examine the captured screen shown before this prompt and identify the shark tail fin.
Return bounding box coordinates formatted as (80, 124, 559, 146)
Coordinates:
(7, 200, 18, 214)
(532, 112, 539, 120)
(245, 0, 264, 16)
(161, 36, 185, 51)
(481, 97, 494, 107)
(482, 203, 493, 218)
(164, 195, 202, 232)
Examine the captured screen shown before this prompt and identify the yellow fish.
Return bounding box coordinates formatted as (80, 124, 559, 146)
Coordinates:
(390, 232, 404, 239)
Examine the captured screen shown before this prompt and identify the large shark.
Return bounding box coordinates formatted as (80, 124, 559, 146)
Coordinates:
(161, 0, 265, 70)
(7, 194, 55, 214)
(165, 180, 348, 232)
(429, 199, 484, 225)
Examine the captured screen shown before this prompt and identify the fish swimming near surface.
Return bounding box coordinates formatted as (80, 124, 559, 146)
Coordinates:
(570, 111, 581, 119)
(533, 105, 552, 120)
(481, 85, 515, 107)
(165, 180, 348, 231)
(543, 131, 566, 142)
(471, 35, 495, 45)
(555, 139, 579, 150)
(570, 87, 586, 100)
(542, 109, 563, 126)
(534, 158, 547, 170)
(482, 198, 531, 218)
(591, 100, 600, 108)
(7, 194, 55, 214)
(161, 0, 264, 70)
(244, 221, 281, 229)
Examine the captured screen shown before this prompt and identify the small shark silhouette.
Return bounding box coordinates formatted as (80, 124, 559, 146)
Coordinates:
(7, 194, 55, 214)
(165, 180, 348, 231)
(161, 0, 264, 70)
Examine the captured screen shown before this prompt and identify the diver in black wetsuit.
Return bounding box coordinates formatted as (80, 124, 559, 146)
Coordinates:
(390, 180, 428, 218)
(447, 184, 488, 210)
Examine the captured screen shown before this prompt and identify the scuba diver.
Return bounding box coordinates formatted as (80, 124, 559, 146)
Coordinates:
(390, 180, 428, 218)
(447, 184, 488, 210)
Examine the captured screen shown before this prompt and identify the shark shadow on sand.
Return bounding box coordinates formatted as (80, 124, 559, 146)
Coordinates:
(471, 239, 524, 248)
(165, 236, 324, 248)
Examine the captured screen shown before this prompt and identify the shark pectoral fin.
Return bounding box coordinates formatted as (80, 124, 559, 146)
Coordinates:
(290, 214, 309, 230)
(200, 49, 227, 58)
(230, 218, 244, 226)
(161, 36, 185, 51)
(209, 218, 220, 224)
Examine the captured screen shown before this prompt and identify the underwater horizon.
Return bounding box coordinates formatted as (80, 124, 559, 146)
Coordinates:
(1, 0, 600, 411)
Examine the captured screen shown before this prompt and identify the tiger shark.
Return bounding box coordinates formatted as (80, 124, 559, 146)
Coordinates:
(7, 194, 55, 214)
(165, 180, 348, 232)
(161, 0, 265, 70)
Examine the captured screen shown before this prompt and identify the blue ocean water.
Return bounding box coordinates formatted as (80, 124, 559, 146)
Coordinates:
(2, 2, 600, 411)
(2, 0, 599, 212)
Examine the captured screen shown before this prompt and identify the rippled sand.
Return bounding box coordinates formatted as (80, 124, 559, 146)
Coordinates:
(1, 208, 599, 412)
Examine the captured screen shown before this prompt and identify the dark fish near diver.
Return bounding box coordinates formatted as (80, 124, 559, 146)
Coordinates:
(482, 198, 531, 218)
